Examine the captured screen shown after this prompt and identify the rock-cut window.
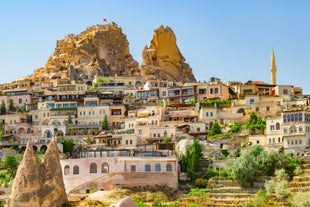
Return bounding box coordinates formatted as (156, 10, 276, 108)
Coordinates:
(155, 163, 161, 172)
(64, 165, 70, 175)
(73, 165, 79, 175)
(101, 163, 109, 173)
(145, 164, 151, 172)
(166, 163, 172, 172)
(90, 163, 97, 173)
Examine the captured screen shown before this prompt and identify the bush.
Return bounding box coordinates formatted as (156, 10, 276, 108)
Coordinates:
(265, 169, 290, 200)
(274, 180, 290, 200)
(194, 178, 208, 188)
(290, 191, 310, 207)
(243, 189, 268, 207)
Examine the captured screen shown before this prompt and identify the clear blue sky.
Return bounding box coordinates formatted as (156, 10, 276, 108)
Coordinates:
(1, 0, 309, 93)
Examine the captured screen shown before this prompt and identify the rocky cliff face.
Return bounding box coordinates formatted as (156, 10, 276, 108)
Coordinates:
(9, 140, 67, 207)
(141, 26, 196, 82)
(29, 22, 139, 84)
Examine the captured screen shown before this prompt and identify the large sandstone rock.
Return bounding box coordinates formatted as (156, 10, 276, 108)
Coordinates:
(9, 140, 67, 207)
(141, 26, 196, 82)
(27, 22, 139, 84)
(112, 196, 137, 207)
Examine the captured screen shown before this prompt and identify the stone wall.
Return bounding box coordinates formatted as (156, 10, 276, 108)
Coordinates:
(60, 156, 178, 193)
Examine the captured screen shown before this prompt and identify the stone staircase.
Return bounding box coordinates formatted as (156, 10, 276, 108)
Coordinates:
(290, 158, 310, 192)
(205, 177, 259, 207)
(178, 177, 259, 207)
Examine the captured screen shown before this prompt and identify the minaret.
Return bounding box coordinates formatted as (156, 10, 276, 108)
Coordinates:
(270, 49, 277, 85)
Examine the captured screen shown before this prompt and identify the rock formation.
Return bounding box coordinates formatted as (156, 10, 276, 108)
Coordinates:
(28, 22, 139, 85)
(9, 140, 67, 207)
(141, 26, 196, 82)
(112, 196, 137, 207)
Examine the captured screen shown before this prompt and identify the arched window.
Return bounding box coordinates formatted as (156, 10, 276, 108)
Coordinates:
(101, 163, 109, 173)
(295, 114, 298, 122)
(283, 114, 287, 123)
(166, 163, 172, 172)
(90, 163, 97, 173)
(276, 123, 280, 130)
(287, 114, 290, 122)
(299, 113, 303, 121)
(64, 165, 70, 175)
(291, 114, 295, 122)
(145, 163, 151, 172)
(73, 165, 79, 175)
(155, 163, 161, 172)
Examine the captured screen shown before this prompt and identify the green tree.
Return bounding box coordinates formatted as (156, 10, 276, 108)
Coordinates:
(60, 138, 75, 155)
(231, 150, 258, 186)
(1, 154, 18, 170)
(0, 101, 6, 115)
(101, 115, 108, 130)
(67, 113, 73, 125)
(230, 121, 241, 133)
(246, 112, 266, 135)
(180, 138, 203, 181)
(208, 120, 221, 136)
(9, 99, 14, 111)
(188, 99, 196, 104)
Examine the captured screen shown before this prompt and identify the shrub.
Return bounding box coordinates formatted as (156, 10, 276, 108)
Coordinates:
(290, 191, 310, 207)
(243, 189, 268, 207)
(194, 178, 208, 188)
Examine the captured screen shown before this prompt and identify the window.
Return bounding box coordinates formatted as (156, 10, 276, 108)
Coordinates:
(197, 127, 200, 132)
(276, 123, 280, 130)
(73, 165, 79, 175)
(299, 113, 303, 121)
(266, 106, 270, 112)
(283, 115, 287, 123)
(295, 114, 298, 122)
(287, 140, 290, 145)
(19, 98, 22, 104)
(130, 140, 132, 145)
(210, 112, 213, 117)
(291, 114, 294, 122)
(64, 165, 70, 175)
(269, 138, 271, 144)
(139, 130, 142, 135)
(256, 107, 259, 112)
(300, 139, 302, 145)
(90, 163, 97, 173)
(299, 126, 303, 132)
(283, 89, 288, 94)
(166, 163, 172, 172)
(101, 163, 109, 173)
(284, 127, 287, 133)
(131, 165, 136, 172)
(206, 112, 209, 117)
(126, 140, 128, 145)
(145, 164, 151, 172)
(155, 164, 161, 172)
(270, 125, 275, 131)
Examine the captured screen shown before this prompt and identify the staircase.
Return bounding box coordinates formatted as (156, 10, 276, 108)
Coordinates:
(290, 158, 310, 192)
(205, 177, 259, 207)
(178, 177, 259, 207)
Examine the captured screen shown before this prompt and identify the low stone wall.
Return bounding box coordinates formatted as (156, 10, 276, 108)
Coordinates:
(60, 156, 178, 193)
(70, 171, 178, 194)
